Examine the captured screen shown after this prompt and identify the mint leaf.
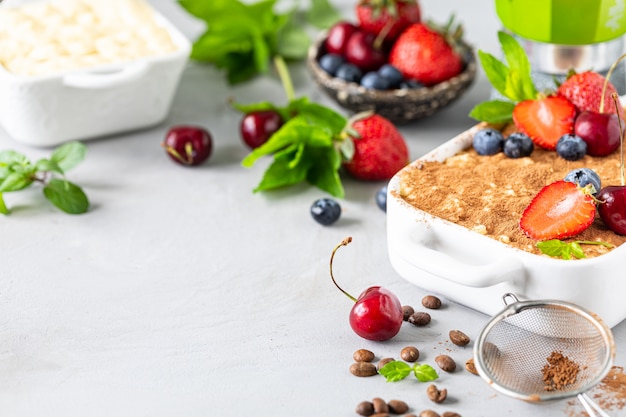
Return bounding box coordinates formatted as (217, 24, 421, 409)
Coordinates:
(305, 146, 344, 198)
(413, 364, 439, 382)
(379, 361, 412, 382)
(0, 172, 33, 192)
(469, 100, 515, 123)
(50, 141, 86, 172)
(0, 193, 7, 215)
(498, 31, 536, 99)
(307, 0, 342, 28)
(43, 179, 89, 214)
(276, 23, 311, 60)
(537, 239, 614, 260)
(35, 159, 64, 176)
(478, 50, 509, 97)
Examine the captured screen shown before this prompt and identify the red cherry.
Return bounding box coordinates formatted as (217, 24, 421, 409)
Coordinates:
(325, 21, 359, 56)
(240, 110, 283, 149)
(330, 237, 403, 341)
(344, 31, 387, 73)
(574, 111, 621, 156)
(162, 125, 213, 166)
(598, 186, 626, 234)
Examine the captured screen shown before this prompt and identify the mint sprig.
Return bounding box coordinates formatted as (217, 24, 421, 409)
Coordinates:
(378, 360, 439, 383)
(537, 239, 614, 260)
(178, 0, 340, 84)
(0, 141, 89, 214)
(469, 31, 538, 123)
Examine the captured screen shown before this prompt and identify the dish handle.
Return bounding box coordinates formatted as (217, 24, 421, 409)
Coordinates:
(391, 223, 526, 288)
(62, 61, 150, 89)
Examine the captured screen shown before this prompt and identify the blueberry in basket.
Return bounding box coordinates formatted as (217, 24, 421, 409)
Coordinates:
(306, 2, 476, 124)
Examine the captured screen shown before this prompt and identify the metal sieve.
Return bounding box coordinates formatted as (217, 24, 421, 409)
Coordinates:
(474, 293, 615, 417)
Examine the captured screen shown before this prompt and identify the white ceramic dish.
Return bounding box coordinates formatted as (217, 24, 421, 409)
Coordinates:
(387, 124, 626, 328)
(0, 9, 190, 147)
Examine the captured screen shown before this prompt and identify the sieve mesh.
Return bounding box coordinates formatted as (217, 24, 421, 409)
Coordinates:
(475, 298, 614, 402)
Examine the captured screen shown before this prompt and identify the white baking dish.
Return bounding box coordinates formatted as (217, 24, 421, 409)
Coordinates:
(387, 124, 626, 328)
(0, 8, 190, 147)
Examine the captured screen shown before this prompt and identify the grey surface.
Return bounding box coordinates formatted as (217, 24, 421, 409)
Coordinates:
(1, 1, 625, 416)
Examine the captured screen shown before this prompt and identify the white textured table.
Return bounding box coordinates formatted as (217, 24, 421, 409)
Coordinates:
(1, 1, 625, 416)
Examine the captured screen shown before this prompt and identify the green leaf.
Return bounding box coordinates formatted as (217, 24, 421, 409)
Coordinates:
(50, 141, 87, 173)
(276, 24, 311, 60)
(43, 179, 89, 214)
(35, 158, 64, 176)
(379, 361, 412, 382)
(413, 364, 439, 382)
(478, 50, 509, 97)
(252, 152, 310, 192)
(0, 172, 33, 192)
(0, 192, 8, 215)
(469, 100, 516, 123)
(306, 0, 342, 28)
(537, 239, 614, 260)
(305, 146, 344, 198)
(290, 100, 347, 134)
(0, 150, 27, 165)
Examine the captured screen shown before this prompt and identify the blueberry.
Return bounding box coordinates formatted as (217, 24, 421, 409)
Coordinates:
(377, 64, 403, 88)
(564, 168, 602, 194)
(376, 185, 388, 212)
(311, 198, 341, 225)
(319, 53, 345, 76)
(472, 128, 504, 156)
(335, 63, 362, 83)
(399, 79, 424, 89)
(360, 71, 391, 90)
(503, 132, 534, 158)
(556, 134, 587, 161)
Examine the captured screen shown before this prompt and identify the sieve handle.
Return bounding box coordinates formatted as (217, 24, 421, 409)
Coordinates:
(392, 225, 525, 288)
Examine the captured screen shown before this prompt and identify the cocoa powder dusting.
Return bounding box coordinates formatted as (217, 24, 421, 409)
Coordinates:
(566, 366, 626, 417)
(542, 351, 579, 391)
(398, 145, 626, 258)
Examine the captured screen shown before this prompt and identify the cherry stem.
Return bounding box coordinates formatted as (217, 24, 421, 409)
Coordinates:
(611, 93, 625, 186)
(600, 53, 626, 113)
(273, 55, 295, 102)
(329, 236, 357, 303)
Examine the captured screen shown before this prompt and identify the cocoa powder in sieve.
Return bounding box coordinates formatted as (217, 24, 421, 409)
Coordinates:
(542, 351, 580, 391)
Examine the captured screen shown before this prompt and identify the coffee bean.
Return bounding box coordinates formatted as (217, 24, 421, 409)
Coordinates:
(350, 362, 378, 377)
(422, 295, 442, 309)
(356, 401, 374, 416)
(426, 384, 447, 403)
(465, 358, 478, 375)
(449, 330, 470, 346)
(353, 348, 375, 362)
(442, 412, 462, 417)
(377, 357, 395, 370)
(401, 346, 420, 362)
(404, 415, 417, 417)
(387, 399, 409, 414)
(372, 397, 389, 414)
(402, 305, 415, 321)
(419, 410, 440, 417)
(435, 355, 456, 372)
(370, 413, 390, 417)
(408, 311, 431, 326)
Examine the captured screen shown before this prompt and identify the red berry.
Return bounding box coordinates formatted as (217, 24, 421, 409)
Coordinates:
(557, 70, 625, 120)
(240, 110, 283, 149)
(344, 31, 387, 73)
(356, 0, 421, 42)
(520, 180, 596, 240)
(597, 186, 626, 235)
(325, 21, 358, 56)
(512, 96, 577, 151)
(162, 126, 213, 166)
(574, 111, 621, 156)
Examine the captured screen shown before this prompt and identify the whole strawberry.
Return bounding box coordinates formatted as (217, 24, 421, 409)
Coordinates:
(389, 21, 463, 86)
(557, 71, 625, 120)
(343, 114, 409, 181)
(356, 0, 421, 42)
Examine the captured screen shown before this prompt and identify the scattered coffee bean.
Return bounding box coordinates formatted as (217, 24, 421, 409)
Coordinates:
(401, 346, 420, 362)
(408, 311, 431, 326)
(405, 415, 417, 417)
(442, 413, 462, 417)
(370, 413, 390, 417)
(449, 330, 470, 346)
(465, 358, 478, 375)
(402, 305, 415, 321)
(372, 397, 389, 414)
(426, 384, 447, 403)
(356, 401, 375, 416)
(422, 295, 442, 310)
(419, 410, 440, 417)
(387, 399, 409, 414)
(354, 348, 375, 362)
(377, 357, 395, 370)
(435, 355, 456, 372)
(350, 361, 378, 377)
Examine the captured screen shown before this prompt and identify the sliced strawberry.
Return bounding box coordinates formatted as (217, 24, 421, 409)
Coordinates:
(520, 180, 596, 240)
(512, 96, 577, 150)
